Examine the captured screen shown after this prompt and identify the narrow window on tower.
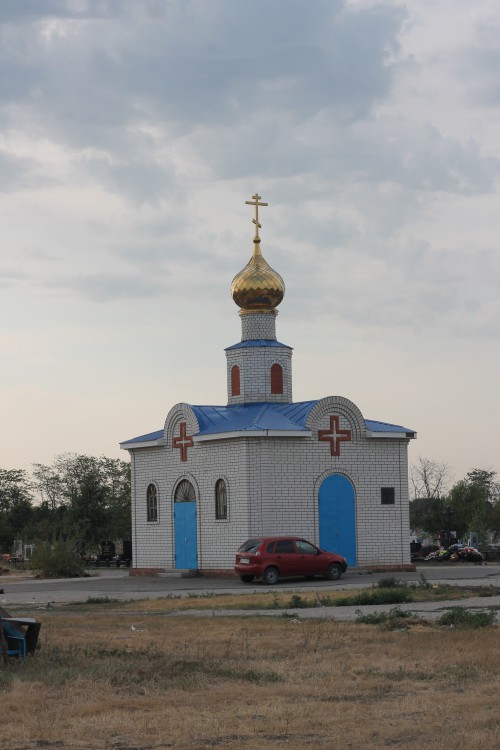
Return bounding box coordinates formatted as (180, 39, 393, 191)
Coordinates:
(147, 483, 158, 521)
(231, 365, 240, 396)
(270, 363, 283, 394)
(215, 479, 228, 520)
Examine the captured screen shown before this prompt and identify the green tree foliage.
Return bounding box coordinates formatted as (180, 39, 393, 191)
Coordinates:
(30, 540, 86, 578)
(446, 469, 500, 545)
(409, 457, 450, 533)
(410, 460, 500, 547)
(0, 455, 131, 554)
(0, 469, 33, 551)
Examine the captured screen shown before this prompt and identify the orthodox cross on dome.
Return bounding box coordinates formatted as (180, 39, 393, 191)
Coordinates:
(173, 422, 194, 462)
(318, 415, 352, 457)
(245, 193, 268, 240)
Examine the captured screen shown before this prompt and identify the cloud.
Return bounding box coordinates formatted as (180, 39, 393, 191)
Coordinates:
(0, 2, 406, 181)
(460, 21, 500, 106)
(47, 272, 169, 302)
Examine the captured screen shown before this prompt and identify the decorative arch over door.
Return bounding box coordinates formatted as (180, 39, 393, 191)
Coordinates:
(318, 474, 356, 566)
(174, 479, 197, 569)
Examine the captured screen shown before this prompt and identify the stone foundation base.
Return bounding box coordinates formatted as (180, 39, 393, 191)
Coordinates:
(365, 564, 416, 572)
(128, 568, 237, 578)
(129, 568, 164, 576)
(198, 569, 237, 578)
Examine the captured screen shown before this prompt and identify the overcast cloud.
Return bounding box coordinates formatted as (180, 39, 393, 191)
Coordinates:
(1, 0, 499, 480)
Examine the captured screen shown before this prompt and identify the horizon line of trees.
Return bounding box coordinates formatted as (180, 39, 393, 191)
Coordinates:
(0, 453, 131, 554)
(410, 457, 500, 547)
(2, 452, 499, 555)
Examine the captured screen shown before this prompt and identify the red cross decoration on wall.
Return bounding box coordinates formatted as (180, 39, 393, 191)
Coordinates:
(173, 422, 194, 462)
(318, 415, 352, 457)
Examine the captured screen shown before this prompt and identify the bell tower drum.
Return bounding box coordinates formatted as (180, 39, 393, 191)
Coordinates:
(226, 194, 293, 405)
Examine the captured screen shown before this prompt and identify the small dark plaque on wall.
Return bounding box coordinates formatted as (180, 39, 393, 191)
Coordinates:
(381, 487, 395, 505)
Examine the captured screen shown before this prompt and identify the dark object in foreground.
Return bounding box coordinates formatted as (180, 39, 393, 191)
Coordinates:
(0, 606, 41, 662)
(235, 536, 348, 585)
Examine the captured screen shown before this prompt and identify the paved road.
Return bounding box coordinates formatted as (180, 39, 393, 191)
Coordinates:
(2, 564, 500, 609)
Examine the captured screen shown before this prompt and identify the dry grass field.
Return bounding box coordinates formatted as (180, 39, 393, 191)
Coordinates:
(1, 594, 499, 750)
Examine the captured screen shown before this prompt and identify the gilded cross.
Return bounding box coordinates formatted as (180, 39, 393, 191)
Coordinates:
(318, 415, 352, 457)
(173, 422, 194, 462)
(245, 193, 268, 239)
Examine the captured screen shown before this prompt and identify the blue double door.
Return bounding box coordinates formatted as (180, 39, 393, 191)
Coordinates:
(174, 501, 198, 569)
(318, 474, 357, 566)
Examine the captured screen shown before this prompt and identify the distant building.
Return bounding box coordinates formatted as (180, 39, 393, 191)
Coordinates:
(121, 195, 416, 573)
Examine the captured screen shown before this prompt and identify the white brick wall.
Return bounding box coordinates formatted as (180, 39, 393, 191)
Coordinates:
(240, 311, 278, 341)
(128, 396, 412, 571)
(226, 345, 293, 404)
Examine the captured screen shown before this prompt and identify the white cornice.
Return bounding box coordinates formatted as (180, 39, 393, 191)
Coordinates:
(120, 438, 165, 451)
(194, 430, 311, 442)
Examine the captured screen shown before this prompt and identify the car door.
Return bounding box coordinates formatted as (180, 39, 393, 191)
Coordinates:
(273, 539, 299, 577)
(295, 539, 324, 576)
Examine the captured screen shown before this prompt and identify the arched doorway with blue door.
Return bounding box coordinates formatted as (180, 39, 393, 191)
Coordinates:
(318, 473, 357, 567)
(174, 479, 198, 569)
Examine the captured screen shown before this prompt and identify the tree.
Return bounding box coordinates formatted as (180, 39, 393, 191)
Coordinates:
(0, 469, 33, 552)
(52, 453, 131, 548)
(410, 457, 451, 501)
(0, 469, 33, 514)
(466, 469, 500, 505)
(409, 457, 451, 533)
(32, 463, 64, 511)
(446, 468, 498, 546)
(99, 457, 131, 541)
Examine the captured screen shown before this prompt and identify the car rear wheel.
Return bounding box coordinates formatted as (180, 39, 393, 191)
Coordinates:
(326, 562, 343, 581)
(263, 566, 279, 585)
(240, 574, 255, 583)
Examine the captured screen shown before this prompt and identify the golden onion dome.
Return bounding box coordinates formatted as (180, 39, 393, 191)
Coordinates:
(231, 239, 285, 313)
(231, 193, 285, 314)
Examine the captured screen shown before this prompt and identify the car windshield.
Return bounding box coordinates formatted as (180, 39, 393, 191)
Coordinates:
(238, 539, 263, 553)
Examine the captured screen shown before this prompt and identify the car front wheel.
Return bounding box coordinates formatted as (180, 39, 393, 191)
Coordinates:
(240, 574, 255, 583)
(263, 566, 279, 585)
(326, 563, 343, 581)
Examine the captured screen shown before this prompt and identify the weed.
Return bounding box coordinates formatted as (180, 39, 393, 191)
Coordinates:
(376, 577, 402, 589)
(438, 607, 497, 628)
(476, 586, 500, 597)
(288, 594, 308, 608)
(336, 588, 413, 606)
(71, 596, 122, 605)
(418, 573, 431, 589)
(315, 594, 335, 607)
(355, 606, 412, 625)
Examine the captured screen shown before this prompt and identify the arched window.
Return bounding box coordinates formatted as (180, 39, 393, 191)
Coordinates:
(147, 483, 158, 522)
(270, 363, 283, 394)
(215, 479, 228, 520)
(174, 479, 196, 502)
(231, 365, 240, 396)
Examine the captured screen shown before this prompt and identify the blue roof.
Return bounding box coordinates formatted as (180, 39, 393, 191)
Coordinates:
(192, 401, 317, 434)
(123, 429, 164, 443)
(225, 339, 292, 351)
(365, 420, 415, 435)
(121, 405, 415, 445)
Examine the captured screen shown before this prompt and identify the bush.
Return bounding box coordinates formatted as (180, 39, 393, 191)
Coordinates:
(355, 606, 412, 624)
(376, 577, 402, 589)
(336, 588, 413, 606)
(438, 607, 497, 629)
(30, 541, 86, 578)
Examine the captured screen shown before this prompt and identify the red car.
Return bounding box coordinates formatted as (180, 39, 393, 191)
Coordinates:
(235, 536, 347, 585)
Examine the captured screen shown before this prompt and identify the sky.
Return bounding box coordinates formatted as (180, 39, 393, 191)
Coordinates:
(1, 0, 499, 486)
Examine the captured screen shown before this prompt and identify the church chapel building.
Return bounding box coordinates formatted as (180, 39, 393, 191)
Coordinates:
(121, 194, 416, 574)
